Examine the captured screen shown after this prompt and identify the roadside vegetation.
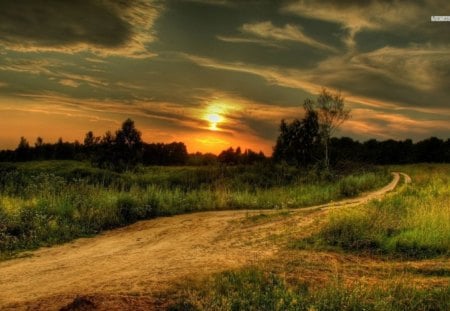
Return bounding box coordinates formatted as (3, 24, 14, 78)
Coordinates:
(295, 164, 450, 258)
(0, 160, 389, 258)
(170, 267, 449, 311)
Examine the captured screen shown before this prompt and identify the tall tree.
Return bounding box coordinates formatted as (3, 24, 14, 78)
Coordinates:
(16, 137, 31, 161)
(34, 137, 44, 160)
(314, 89, 351, 170)
(273, 103, 321, 166)
(114, 118, 143, 170)
(83, 131, 100, 147)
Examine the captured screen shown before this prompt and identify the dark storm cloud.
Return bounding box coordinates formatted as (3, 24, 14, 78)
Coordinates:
(0, 0, 130, 48)
(155, 0, 339, 69)
(0, 0, 161, 57)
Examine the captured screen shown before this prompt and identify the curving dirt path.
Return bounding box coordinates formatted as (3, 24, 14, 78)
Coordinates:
(0, 172, 408, 310)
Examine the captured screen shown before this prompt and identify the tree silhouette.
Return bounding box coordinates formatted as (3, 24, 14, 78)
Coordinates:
(16, 137, 31, 161)
(273, 103, 321, 166)
(314, 89, 351, 170)
(218, 147, 238, 165)
(110, 119, 143, 171)
(84, 131, 100, 148)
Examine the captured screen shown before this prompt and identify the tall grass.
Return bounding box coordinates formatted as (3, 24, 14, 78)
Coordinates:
(0, 161, 389, 257)
(300, 164, 450, 258)
(169, 267, 450, 311)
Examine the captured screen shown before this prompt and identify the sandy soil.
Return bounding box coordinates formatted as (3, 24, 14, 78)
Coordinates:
(0, 172, 408, 310)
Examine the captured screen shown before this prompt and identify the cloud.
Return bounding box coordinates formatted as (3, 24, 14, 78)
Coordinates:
(308, 45, 450, 109)
(0, 0, 162, 58)
(9, 92, 208, 134)
(182, 52, 450, 141)
(348, 46, 450, 91)
(0, 58, 54, 75)
(343, 107, 450, 140)
(181, 0, 235, 6)
(182, 53, 322, 95)
(183, 45, 450, 111)
(221, 21, 337, 51)
(216, 35, 283, 48)
(59, 79, 80, 88)
(282, 0, 424, 49)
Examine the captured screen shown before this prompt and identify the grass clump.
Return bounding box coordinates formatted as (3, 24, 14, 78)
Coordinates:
(169, 267, 450, 311)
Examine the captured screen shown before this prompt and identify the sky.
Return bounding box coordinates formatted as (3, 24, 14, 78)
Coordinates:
(0, 0, 449, 154)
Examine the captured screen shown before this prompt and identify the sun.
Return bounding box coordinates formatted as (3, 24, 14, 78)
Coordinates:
(206, 113, 222, 131)
(207, 113, 221, 123)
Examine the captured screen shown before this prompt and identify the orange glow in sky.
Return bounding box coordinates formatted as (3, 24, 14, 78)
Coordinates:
(0, 0, 449, 155)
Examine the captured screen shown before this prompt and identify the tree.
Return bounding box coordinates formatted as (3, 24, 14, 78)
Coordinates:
(114, 118, 143, 170)
(35, 137, 44, 148)
(83, 131, 100, 147)
(91, 131, 115, 169)
(273, 103, 321, 167)
(16, 137, 31, 161)
(314, 89, 351, 170)
(115, 119, 142, 150)
(218, 147, 238, 165)
(34, 137, 44, 160)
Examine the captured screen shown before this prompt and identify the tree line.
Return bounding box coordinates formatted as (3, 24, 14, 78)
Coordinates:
(3, 132, 448, 168)
(0, 119, 189, 171)
(0, 119, 266, 170)
(1, 89, 449, 169)
(273, 89, 450, 167)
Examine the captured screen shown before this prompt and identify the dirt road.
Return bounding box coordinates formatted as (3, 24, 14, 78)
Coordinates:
(0, 172, 407, 310)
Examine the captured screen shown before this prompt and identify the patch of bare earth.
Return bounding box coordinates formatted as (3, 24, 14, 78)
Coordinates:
(1, 172, 445, 310)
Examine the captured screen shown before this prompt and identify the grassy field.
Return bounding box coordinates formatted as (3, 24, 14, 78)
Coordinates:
(0, 160, 389, 258)
(168, 164, 450, 310)
(170, 267, 449, 311)
(297, 164, 450, 258)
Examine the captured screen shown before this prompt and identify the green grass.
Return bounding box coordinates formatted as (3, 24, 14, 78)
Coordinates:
(0, 161, 390, 258)
(169, 267, 450, 311)
(295, 164, 450, 258)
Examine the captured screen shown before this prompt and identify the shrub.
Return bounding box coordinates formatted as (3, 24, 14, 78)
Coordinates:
(116, 195, 140, 223)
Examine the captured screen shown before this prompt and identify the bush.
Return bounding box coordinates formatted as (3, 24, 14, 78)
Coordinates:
(339, 177, 361, 197)
(116, 195, 140, 223)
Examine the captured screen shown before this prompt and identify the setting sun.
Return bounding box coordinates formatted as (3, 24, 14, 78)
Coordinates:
(207, 113, 221, 123)
(206, 113, 221, 131)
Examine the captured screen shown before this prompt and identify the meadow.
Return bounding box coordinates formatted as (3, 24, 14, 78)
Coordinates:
(297, 164, 450, 258)
(169, 164, 450, 310)
(2, 161, 448, 310)
(0, 160, 389, 258)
